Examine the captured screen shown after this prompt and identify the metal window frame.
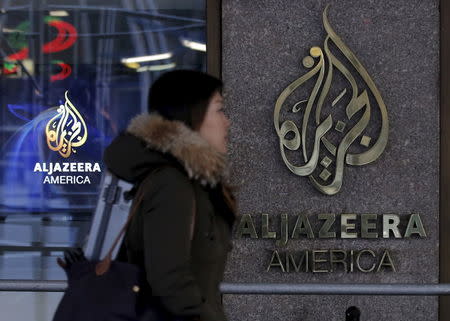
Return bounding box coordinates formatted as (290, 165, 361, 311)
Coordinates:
(440, 0, 450, 319)
(207, 0, 221, 78)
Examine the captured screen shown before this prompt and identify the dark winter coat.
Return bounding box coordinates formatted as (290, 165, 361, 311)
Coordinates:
(103, 113, 235, 321)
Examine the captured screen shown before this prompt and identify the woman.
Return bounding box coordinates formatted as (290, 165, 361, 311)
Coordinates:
(103, 70, 236, 321)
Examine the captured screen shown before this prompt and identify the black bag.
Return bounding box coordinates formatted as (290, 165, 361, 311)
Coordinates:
(52, 170, 189, 321)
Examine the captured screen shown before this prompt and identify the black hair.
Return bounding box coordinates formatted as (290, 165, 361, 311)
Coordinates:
(148, 70, 223, 130)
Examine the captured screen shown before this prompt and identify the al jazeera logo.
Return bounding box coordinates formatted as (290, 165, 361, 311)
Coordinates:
(45, 90, 87, 158)
(274, 5, 388, 195)
(234, 6, 428, 275)
(33, 91, 101, 184)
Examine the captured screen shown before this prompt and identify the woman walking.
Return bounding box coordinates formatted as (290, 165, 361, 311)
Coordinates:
(103, 70, 236, 321)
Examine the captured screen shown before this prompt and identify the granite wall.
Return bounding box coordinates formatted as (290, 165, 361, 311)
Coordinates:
(222, 0, 440, 320)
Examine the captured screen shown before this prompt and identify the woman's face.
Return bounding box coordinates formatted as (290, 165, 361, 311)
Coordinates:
(198, 91, 230, 154)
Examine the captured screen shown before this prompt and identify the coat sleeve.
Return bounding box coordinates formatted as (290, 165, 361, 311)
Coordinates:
(141, 167, 206, 317)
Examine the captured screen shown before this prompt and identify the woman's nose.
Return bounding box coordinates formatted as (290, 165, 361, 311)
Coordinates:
(224, 115, 231, 129)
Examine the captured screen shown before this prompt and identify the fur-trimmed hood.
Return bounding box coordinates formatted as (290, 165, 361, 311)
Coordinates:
(103, 113, 227, 186)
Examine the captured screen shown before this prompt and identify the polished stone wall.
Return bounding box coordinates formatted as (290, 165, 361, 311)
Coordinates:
(222, 0, 439, 320)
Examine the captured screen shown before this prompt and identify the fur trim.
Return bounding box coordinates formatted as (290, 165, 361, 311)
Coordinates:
(126, 113, 226, 186)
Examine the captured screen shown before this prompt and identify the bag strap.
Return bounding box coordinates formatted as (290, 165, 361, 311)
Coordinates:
(96, 167, 196, 276)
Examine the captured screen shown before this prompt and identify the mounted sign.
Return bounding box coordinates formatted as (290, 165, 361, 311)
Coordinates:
(274, 5, 389, 195)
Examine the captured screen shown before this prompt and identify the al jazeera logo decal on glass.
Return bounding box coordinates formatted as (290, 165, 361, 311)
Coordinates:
(33, 91, 101, 184)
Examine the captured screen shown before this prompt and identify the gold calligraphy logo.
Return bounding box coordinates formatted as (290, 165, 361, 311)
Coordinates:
(45, 91, 88, 158)
(274, 5, 389, 195)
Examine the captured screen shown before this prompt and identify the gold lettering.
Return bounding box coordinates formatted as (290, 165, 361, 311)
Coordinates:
(312, 250, 329, 273)
(291, 214, 314, 239)
(404, 214, 427, 238)
(361, 214, 378, 238)
(267, 250, 285, 272)
(236, 214, 258, 238)
(276, 214, 289, 246)
(350, 250, 354, 272)
(261, 214, 276, 239)
(382, 214, 401, 238)
(376, 250, 396, 272)
(330, 250, 347, 272)
(318, 213, 336, 238)
(286, 251, 309, 272)
(341, 214, 357, 238)
(356, 249, 376, 273)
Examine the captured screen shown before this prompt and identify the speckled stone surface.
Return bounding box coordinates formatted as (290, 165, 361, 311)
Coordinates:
(222, 0, 439, 320)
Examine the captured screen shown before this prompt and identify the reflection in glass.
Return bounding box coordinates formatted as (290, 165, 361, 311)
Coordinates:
(0, 0, 206, 280)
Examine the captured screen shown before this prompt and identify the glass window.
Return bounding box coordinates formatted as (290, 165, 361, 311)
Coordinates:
(0, 0, 207, 280)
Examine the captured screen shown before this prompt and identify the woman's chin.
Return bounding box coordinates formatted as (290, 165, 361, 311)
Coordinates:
(215, 145, 227, 155)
